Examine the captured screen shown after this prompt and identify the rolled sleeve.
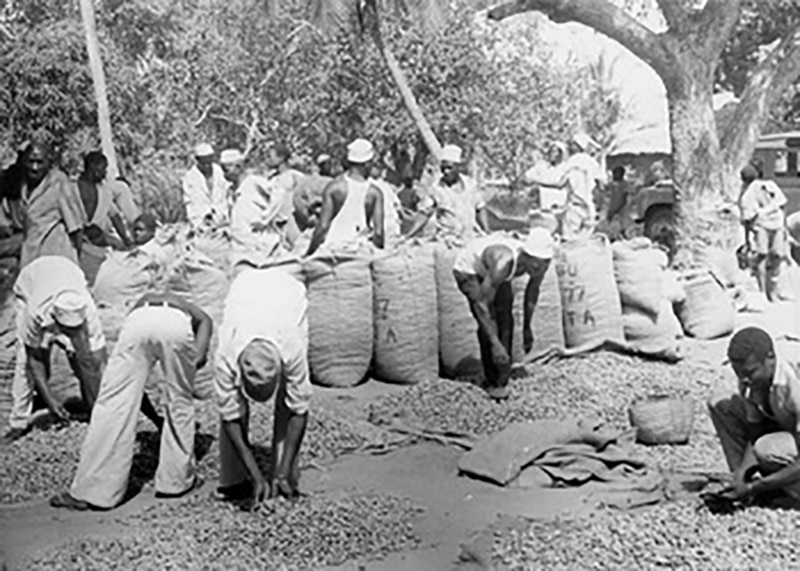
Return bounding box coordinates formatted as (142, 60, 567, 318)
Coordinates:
(215, 354, 247, 422)
(282, 339, 312, 415)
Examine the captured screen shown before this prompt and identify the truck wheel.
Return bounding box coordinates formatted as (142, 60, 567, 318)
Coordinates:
(644, 205, 676, 253)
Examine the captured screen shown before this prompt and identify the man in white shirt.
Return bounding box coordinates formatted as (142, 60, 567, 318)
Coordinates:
(181, 143, 230, 228)
(220, 149, 294, 266)
(4, 257, 107, 442)
(527, 133, 604, 238)
(214, 267, 312, 510)
(739, 164, 787, 301)
(409, 144, 489, 241)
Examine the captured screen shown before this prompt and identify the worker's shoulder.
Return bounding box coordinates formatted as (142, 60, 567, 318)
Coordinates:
(323, 175, 348, 195)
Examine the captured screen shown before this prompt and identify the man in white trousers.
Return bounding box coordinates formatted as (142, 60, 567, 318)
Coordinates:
(214, 266, 312, 510)
(50, 291, 212, 510)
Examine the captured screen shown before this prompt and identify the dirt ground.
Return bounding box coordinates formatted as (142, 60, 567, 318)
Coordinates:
(1, 296, 798, 570)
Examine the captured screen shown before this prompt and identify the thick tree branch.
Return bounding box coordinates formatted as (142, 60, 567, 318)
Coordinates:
(697, 0, 743, 58)
(487, 0, 683, 88)
(721, 27, 800, 170)
(654, 0, 688, 34)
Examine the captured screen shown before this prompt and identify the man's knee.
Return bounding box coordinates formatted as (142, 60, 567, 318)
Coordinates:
(753, 432, 798, 470)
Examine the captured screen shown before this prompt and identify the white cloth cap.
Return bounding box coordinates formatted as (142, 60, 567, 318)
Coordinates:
(521, 227, 555, 260)
(347, 139, 374, 163)
(571, 133, 596, 151)
(441, 144, 463, 164)
(194, 143, 214, 157)
(52, 289, 90, 328)
(219, 149, 245, 164)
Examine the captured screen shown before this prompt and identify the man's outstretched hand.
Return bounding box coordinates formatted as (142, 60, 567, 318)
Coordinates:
(241, 476, 268, 512)
(270, 475, 301, 501)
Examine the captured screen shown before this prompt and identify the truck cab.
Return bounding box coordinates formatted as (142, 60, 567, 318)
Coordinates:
(625, 131, 800, 242)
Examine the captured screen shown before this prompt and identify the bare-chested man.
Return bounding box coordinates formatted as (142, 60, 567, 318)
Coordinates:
(453, 228, 555, 400)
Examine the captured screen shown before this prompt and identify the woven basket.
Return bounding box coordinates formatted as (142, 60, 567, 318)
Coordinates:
(628, 395, 694, 445)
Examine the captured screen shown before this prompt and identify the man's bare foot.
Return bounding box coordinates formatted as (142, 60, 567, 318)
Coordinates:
(1, 426, 29, 445)
(50, 491, 95, 511)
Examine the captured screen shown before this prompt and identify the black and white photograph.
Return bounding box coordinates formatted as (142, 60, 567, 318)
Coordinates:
(1, 0, 799, 568)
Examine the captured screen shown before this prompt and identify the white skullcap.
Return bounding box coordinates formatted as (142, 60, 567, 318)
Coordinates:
(194, 143, 214, 157)
(571, 133, 596, 151)
(52, 289, 90, 328)
(441, 144, 463, 164)
(239, 339, 282, 401)
(316, 153, 331, 164)
(219, 149, 245, 165)
(521, 227, 555, 260)
(347, 139, 374, 163)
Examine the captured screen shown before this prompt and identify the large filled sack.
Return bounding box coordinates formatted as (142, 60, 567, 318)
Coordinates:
(611, 238, 665, 317)
(93, 249, 164, 349)
(434, 243, 482, 378)
(692, 244, 744, 288)
(622, 299, 682, 360)
(304, 254, 373, 387)
(556, 235, 624, 351)
(164, 249, 231, 399)
(511, 262, 565, 363)
(372, 244, 438, 384)
(93, 250, 161, 308)
(192, 230, 232, 274)
(676, 270, 736, 339)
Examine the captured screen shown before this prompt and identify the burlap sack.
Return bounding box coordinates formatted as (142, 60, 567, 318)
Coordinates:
(556, 235, 624, 351)
(372, 244, 438, 384)
(304, 254, 373, 388)
(611, 238, 664, 317)
(677, 270, 735, 339)
(434, 244, 481, 378)
(511, 262, 565, 363)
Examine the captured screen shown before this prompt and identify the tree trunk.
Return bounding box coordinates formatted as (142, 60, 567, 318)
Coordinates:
(79, 0, 118, 177)
(365, 1, 442, 161)
(666, 62, 741, 255)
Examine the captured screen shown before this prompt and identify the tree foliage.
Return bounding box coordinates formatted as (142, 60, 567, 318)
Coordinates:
(2, 0, 618, 217)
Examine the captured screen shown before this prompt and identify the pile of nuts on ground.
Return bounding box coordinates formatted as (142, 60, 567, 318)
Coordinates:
(0, 397, 400, 503)
(367, 351, 730, 472)
(491, 500, 800, 569)
(21, 491, 422, 570)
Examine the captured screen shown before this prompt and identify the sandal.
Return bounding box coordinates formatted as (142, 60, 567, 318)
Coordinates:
(49, 491, 95, 511)
(155, 476, 204, 499)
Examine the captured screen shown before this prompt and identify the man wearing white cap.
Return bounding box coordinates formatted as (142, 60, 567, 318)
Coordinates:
(527, 133, 604, 238)
(181, 143, 231, 228)
(306, 138, 384, 255)
(453, 228, 555, 400)
(409, 144, 489, 241)
(221, 148, 296, 265)
(50, 291, 212, 510)
(214, 267, 312, 510)
(3, 256, 107, 442)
